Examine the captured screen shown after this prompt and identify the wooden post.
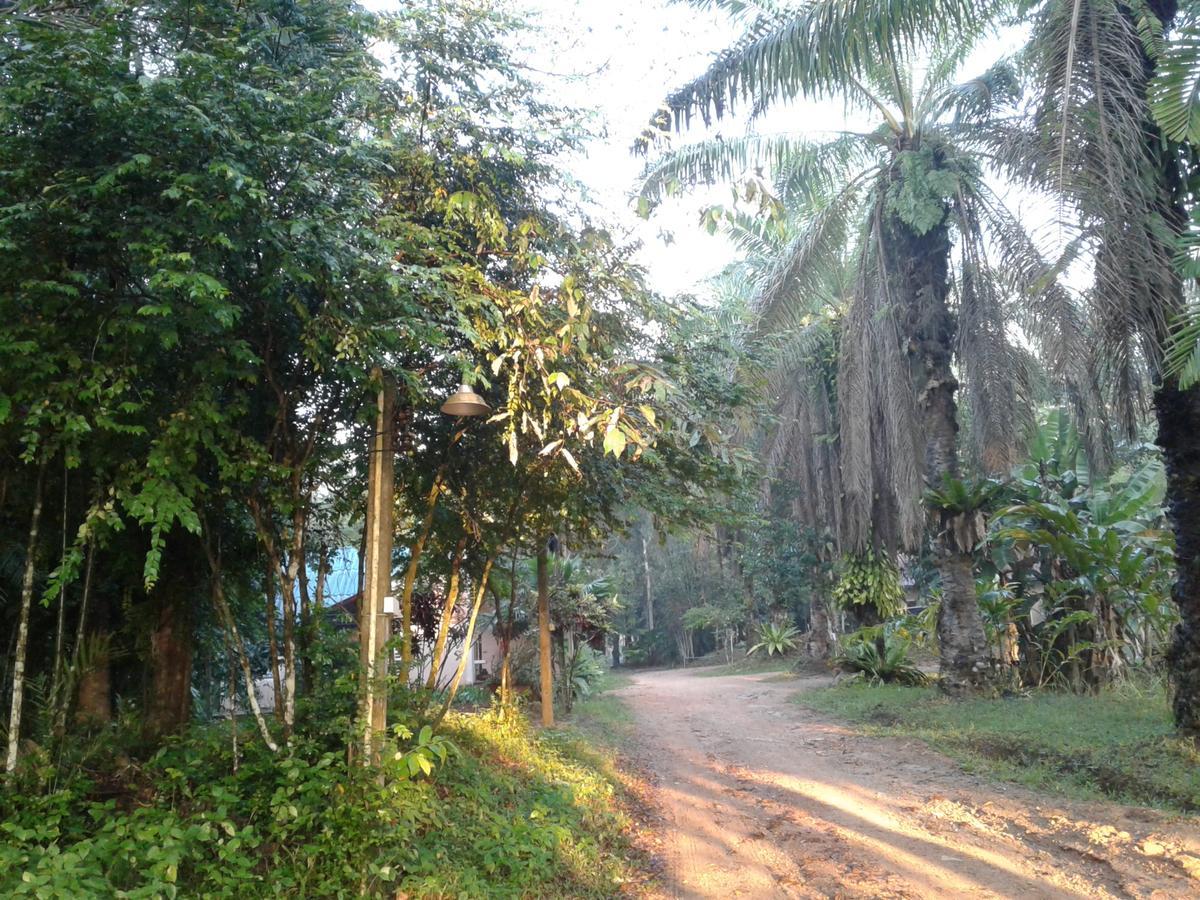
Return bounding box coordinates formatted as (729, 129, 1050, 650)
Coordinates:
(359, 371, 395, 763)
(537, 542, 553, 727)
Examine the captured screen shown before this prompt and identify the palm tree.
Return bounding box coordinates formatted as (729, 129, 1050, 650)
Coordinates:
(1017, 0, 1200, 731)
(639, 13, 1085, 690)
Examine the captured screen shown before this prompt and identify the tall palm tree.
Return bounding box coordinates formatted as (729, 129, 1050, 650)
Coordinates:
(640, 13, 1084, 689)
(1018, 0, 1200, 731)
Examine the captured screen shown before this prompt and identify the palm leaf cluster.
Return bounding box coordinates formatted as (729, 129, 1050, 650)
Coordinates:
(645, 46, 1074, 553)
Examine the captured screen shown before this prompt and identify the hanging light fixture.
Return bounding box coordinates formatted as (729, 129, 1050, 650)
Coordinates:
(440, 383, 490, 417)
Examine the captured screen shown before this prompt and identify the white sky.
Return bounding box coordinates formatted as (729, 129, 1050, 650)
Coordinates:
(520, 0, 742, 295)
(368, 1, 1056, 298)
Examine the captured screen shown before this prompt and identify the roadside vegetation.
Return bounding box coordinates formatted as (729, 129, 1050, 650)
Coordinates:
(800, 681, 1200, 813)
(0, 693, 649, 897)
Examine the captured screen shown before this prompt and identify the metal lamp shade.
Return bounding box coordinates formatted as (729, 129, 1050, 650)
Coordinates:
(440, 383, 490, 417)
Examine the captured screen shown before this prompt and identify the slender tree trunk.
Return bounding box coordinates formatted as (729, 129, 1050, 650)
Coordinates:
(277, 503, 306, 741)
(537, 543, 553, 726)
(228, 647, 239, 774)
(5, 461, 46, 773)
(399, 468, 444, 684)
(308, 544, 328, 695)
(493, 581, 512, 705)
(641, 531, 654, 631)
(437, 555, 496, 722)
(426, 536, 469, 691)
(49, 469, 68, 724)
(204, 542, 277, 753)
(262, 557, 282, 723)
(891, 217, 991, 692)
(297, 540, 312, 697)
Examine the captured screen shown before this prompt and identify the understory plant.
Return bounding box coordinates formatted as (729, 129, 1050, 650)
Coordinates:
(748, 621, 800, 657)
(832, 550, 906, 622)
(833, 628, 928, 686)
(985, 413, 1176, 690)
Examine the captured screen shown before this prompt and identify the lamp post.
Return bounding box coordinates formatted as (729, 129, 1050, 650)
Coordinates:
(359, 370, 395, 764)
(360, 377, 490, 764)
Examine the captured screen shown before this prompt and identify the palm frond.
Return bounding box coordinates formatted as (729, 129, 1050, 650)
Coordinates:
(643, 0, 987, 136)
(929, 58, 1022, 124)
(753, 170, 874, 332)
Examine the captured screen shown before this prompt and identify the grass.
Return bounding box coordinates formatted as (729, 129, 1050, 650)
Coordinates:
(565, 670, 638, 744)
(692, 651, 800, 678)
(798, 679, 1200, 813)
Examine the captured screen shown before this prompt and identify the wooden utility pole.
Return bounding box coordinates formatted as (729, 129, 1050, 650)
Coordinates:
(359, 371, 395, 763)
(537, 542, 553, 727)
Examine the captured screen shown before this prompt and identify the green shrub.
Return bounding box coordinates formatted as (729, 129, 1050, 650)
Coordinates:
(748, 621, 800, 657)
(833, 629, 928, 685)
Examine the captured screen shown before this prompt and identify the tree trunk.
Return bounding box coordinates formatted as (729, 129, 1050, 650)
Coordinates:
(146, 551, 195, 739)
(74, 635, 111, 728)
(307, 544, 328, 695)
(297, 541, 313, 697)
(437, 555, 496, 722)
(277, 502, 307, 741)
(537, 543, 553, 727)
(641, 531, 654, 631)
(204, 539, 277, 752)
(891, 216, 991, 692)
(72, 549, 110, 728)
(263, 557, 282, 723)
(1157, 377, 1200, 732)
(5, 461, 46, 773)
(399, 468, 444, 683)
(426, 535, 468, 691)
(807, 592, 834, 660)
(493, 578, 514, 706)
(49, 469, 69, 727)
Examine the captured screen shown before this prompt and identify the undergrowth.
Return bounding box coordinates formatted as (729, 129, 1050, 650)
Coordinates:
(798, 680, 1200, 812)
(0, 701, 643, 898)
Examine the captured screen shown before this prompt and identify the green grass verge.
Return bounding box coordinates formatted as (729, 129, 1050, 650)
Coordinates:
(798, 680, 1200, 812)
(692, 653, 800, 677)
(564, 670, 638, 744)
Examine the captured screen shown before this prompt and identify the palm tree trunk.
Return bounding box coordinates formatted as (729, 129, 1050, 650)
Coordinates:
(891, 217, 991, 692)
(1157, 378, 1200, 732)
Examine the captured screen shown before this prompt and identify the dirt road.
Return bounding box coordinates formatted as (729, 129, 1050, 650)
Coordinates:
(615, 668, 1200, 899)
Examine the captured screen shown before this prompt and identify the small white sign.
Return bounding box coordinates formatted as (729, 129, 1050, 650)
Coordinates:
(382, 594, 398, 616)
